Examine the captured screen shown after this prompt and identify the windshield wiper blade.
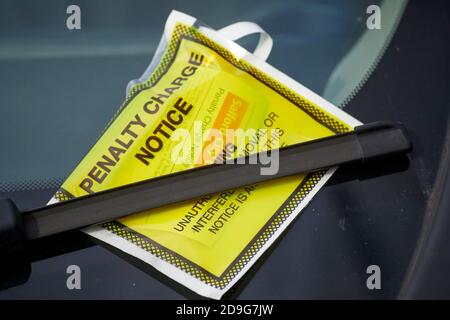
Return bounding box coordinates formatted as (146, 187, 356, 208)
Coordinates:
(0, 121, 411, 252)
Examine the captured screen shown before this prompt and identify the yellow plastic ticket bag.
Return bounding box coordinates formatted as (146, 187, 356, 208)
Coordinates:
(48, 10, 361, 299)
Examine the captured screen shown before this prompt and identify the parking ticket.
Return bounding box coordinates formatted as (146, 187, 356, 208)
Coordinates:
(48, 10, 361, 299)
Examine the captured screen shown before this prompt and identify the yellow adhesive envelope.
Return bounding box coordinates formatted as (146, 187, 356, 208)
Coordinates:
(49, 11, 361, 299)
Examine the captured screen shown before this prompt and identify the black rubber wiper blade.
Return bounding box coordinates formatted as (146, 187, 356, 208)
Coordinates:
(0, 121, 411, 251)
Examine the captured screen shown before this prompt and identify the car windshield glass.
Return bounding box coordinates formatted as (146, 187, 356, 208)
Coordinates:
(0, 0, 405, 192)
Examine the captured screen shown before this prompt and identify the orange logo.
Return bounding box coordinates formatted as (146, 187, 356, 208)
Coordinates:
(198, 92, 248, 165)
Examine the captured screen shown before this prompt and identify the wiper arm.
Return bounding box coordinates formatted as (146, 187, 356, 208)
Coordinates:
(0, 121, 412, 253)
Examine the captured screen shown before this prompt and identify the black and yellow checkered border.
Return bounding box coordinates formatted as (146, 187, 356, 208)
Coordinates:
(55, 23, 352, 290)
(124, 23, 352, 134)
(62, 23, 351, 189)
(103, 170, 327, 289)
